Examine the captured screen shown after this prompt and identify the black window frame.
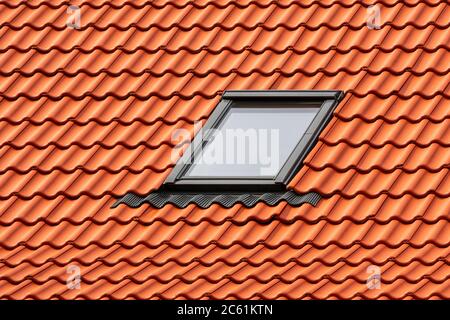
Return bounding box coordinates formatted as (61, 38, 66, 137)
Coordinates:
(163, 90, 343, 192)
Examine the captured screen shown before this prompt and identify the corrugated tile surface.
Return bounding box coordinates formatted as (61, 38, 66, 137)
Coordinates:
(0, 0, 449, 299)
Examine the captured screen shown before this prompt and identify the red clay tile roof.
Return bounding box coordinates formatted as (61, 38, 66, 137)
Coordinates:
(0, 0, 449, 299)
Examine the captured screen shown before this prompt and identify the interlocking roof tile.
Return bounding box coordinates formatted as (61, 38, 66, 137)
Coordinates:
(0, 0, 449, 299)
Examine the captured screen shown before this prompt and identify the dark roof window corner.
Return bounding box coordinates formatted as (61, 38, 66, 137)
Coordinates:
(115, 90, 343, 208)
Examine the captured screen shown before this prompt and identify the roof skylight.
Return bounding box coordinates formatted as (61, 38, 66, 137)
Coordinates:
(164, 90, 343, 191)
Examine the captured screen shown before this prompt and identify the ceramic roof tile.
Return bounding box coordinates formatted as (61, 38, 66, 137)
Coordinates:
(0, 0, 449, 299)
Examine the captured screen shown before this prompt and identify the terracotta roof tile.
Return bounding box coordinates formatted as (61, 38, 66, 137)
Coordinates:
(0, 0, 449, 299)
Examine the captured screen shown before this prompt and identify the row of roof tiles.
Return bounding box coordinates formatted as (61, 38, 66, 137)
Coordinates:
(0, 0, 444, 8)
(2, 48, 449, 76)
(1, 25, 448, 52)
(0, 194, 448, 226)
(0, 72, 448, 99)
(0, 140, 448, 174)
(1, 108, 449, 148)
(1, 1, 448, 30)
(2, 278, 448, 299)
(0, 94, 447, 123)
(0, 0, 448, 300)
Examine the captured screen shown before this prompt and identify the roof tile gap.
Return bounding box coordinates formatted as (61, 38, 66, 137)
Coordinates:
(45, 240, 81, 265)
(152, 205, 199, 265)
(133, 1, 154, 27)
(3, 245, 34, 267)
(78, 256, 129, 285)
(390, 240, 422, 266)
(50, 95, 105, 146)
(32, 142, 69, 174)
(387, 194, 445, 255)
(99, 243, 125, 265)
(171, 2, 196, 29)
(162, 3, 197, 50)
(225, 202, 290, 272)
(394, 220, 450, 285)
(0, 72, 26, 102)
(50, 168, 89, 200)
(0, 114, 33, 150)
(75, 19, 165, 152)
(162, 256, 210, 288)
(269, 3, 320, 89)
(28, 97, 54, 123)
(34, 194, 72, 223)
(342, 239, 371, 264)
(211, 205, 248, 242)
(158, 269, 209, 300)
(429, 168, 450, 199)
(303, 136, 332, 168)
(116, 95, 148, 122)
(240, 3, 284, 89)
(119, 143, 156, 178)
(365, 193, 396, 227)
(4, 279, 34, 299)
(82, 194, 118, 224)
(64, 96, 94, 124)
(205, 273, 245, 299)
(20, 198, 69, 248)
(398, 99, 444, 171)
(251, 204, 291, 245)
(111, 2, 154, 53)
(349, 4, 407, 95)
(267, 1, 318, 88)
(317, 194, 349, 221)
(7, 1, 28, 26)
(31, 256, 60, 280)
(350, 132, 382, 170)
(147, 243, 176, 264)
(310, 4, 365, 88)
(397, 4, 447, 95)
(207, 6, 269, 90)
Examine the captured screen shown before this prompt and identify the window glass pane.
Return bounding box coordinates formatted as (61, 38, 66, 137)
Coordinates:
(185, 106, 319, 177)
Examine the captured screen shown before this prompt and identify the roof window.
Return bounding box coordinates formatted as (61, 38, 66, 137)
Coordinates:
(164, 90, 343, 191)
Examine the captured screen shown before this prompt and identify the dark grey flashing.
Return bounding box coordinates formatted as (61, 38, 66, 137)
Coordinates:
(222, 90, 343, 100)
(164, 90, 343, 192)
(112, 191, 322, 209)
